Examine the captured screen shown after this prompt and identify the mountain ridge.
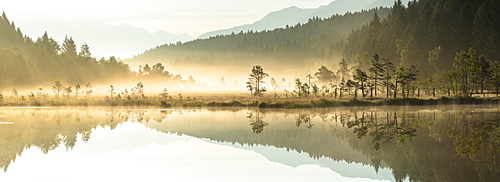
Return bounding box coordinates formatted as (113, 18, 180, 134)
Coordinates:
(198, 0, 409, 39)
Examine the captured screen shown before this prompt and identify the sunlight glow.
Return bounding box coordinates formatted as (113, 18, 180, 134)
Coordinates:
(1, 0, 334, 37)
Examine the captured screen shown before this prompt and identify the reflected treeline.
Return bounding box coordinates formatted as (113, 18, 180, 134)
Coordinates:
(1, 107, 498, 181)
(282, 107, 499, 182)
(0, 108, 145, 172)
(143, 106, 499, 182)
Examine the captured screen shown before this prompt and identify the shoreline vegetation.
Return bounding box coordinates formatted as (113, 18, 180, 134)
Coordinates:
(0, 94, 498, 108)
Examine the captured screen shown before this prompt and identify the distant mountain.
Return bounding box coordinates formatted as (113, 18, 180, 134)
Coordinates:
(11, 13, 192, 59)
(199, 6, 316, 39)
(199, 0, 409, 39)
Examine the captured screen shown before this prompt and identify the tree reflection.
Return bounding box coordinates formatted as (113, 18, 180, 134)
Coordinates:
(0, 108, 179, 172)
(347, 112, 368, 139)
(369, 112, 389, 150)
(341, 110, 421, 150)
(0, 108, 127, 172)
(443, 111, 499, 181)
(247, 111, 268, 134)
(295, 114, 314, 129)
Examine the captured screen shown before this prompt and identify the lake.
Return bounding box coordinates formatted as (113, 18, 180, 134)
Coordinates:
(0, 105, 498, 182)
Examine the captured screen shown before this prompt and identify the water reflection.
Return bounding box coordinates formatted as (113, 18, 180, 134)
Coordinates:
(247, 111, 268, 133)
(0, 106, 498, 181)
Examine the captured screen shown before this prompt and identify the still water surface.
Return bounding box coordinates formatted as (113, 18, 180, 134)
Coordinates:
(0, 105, 498, 182)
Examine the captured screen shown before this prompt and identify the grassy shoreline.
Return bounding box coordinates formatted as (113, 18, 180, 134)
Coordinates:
(0, 96, 498, 108)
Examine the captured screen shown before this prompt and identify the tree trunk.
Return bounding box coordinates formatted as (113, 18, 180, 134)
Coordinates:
(402, 84, 405, 99)
(370, 87, 373, 98)
(394, 82, 397, 99)
(481, 82, 484, 97)
(361, 83, 365, 98)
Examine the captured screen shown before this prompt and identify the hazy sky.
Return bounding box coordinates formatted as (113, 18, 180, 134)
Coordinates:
(1, 0, 334, 37)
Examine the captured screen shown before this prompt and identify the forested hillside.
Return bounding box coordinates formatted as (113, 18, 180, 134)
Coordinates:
(129, 0, 499, 75)
(0, 12, 190, 91)
(343, 0, 500, 72)
(0, 12, 130, 89)
(128, 8, 390, 70)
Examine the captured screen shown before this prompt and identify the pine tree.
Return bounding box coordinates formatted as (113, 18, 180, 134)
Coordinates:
(249, 65, 269, 96)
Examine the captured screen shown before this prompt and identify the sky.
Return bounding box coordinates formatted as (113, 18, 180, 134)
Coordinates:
(1, 0, 335, 37)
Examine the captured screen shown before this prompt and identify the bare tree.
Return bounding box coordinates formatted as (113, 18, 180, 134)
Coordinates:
(75, 83, 81, 99)
(109, 85, 115, 100)
(270, 77, 278, 98)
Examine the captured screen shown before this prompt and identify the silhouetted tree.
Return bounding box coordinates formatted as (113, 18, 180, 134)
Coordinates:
(85, 83, 92, 100)
(136, 82, 144, 99)
(382, 58, 395, 98)
(11, 87, 18, 97)
(369, 54, 384, 98)
(64, 86, 72, 99)
(314, 65, 335, 85)
(109, 85, 115, 100)
(52, 80, 63, 99)
(74, 83, 80, 99)
(62, 35, 77, 58)
(354, 68, 368, 98)
(306, 74, 313, 94)
(294, 78, 302, 97)
(337, 59, 351, 82)
(453, 48, 487, 96)
(270, 77, 278, 97)
(160, 88, 169, 99)
(78, 43, 91, 58)
(248, 65, 269, 96)
(395, 65, 418, 98)
(489, 61, 500, 96)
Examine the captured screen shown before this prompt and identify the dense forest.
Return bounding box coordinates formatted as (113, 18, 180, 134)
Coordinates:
(343, 0, 500, 72)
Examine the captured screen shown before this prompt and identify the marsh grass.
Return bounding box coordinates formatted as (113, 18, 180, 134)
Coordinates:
(0, 93, 498, 108)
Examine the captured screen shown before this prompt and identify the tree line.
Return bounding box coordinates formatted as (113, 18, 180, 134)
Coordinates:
(248, 47, 500, 99)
